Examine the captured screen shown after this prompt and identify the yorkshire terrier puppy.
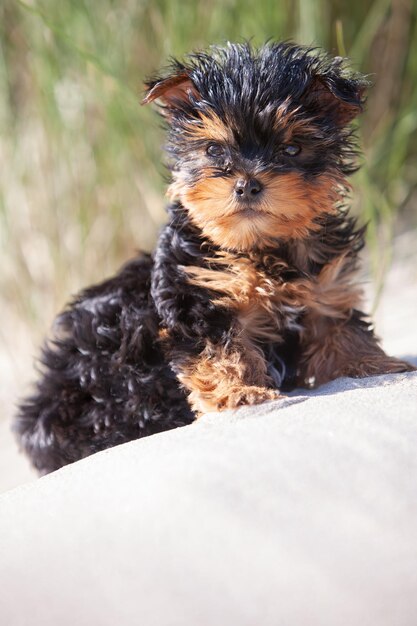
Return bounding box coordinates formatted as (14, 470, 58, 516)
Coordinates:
(16, 42, 414, 474)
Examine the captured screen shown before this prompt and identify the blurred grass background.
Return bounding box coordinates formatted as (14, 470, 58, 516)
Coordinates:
(0, 0, 416, 415)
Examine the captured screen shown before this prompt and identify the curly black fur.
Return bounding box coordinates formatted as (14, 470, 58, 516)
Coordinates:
(16, 42, 412, 474)
(16, 256, 194, 472)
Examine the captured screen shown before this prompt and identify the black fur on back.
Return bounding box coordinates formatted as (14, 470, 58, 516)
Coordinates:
(16, 255, 193, 473)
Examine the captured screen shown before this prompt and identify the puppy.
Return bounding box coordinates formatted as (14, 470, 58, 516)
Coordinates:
(16, 42, 414, 473)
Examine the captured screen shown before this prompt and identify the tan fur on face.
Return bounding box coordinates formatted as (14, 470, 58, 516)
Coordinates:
(172, 170, 341, 251)
(182, 111, 234, 143)
(274, 102, 317, 143)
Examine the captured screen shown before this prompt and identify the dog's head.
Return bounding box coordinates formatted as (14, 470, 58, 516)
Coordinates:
(143, 42, 366, 251)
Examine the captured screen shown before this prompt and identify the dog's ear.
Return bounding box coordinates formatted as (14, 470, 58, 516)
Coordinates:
(302, 64, 367, 126)
(142, 70, 199, 113)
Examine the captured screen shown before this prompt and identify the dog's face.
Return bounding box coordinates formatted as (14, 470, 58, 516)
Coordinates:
(144, 43, 366, 251)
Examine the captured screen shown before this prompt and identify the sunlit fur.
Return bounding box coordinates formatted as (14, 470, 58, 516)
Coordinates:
(177, 338, 279, 415)
(171, 171, 341, 250)
(15, 42, 415, 474)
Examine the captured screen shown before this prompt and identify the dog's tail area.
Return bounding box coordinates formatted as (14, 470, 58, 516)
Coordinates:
(15, 388, 80, 475)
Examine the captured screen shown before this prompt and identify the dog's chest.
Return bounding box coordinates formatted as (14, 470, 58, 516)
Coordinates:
(183, 254, 304, 342)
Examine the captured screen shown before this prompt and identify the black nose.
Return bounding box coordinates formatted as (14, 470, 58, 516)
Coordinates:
(234, 178, 263, 200)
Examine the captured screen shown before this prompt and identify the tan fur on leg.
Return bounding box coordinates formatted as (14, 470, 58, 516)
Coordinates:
(177, 338, 281, 414)
(298, 313, 415, 387)
(296, 254, 415, 385)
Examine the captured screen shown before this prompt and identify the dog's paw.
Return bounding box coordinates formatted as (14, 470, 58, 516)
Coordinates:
(191, 386, 282, 414)
(352, 357, 416, 378)
(225, 385, 282, 409)
(298, 355, 416, 389)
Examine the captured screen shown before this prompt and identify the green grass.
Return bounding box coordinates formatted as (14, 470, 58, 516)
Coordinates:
(0, 0, 416, 351)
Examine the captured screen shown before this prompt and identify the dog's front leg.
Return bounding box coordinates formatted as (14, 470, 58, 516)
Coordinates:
(151, 235, 280, 414)
(297, 310, 415, 388)
(171, 332, 280, 414)
(295, 255, 415, 387)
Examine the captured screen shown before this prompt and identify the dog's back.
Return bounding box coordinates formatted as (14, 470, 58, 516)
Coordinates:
(15, 254, 193, 474)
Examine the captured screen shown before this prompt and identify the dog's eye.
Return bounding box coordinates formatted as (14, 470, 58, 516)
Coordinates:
(282, 144, 301, 156)
(206, 143, 226, 158)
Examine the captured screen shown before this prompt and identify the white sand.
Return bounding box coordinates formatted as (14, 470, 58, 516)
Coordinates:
(0, 370, 416, 626)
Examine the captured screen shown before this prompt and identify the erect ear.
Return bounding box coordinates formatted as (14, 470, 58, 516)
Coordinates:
(142, 70, 199, 113)
(302, 68, 367, 127)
